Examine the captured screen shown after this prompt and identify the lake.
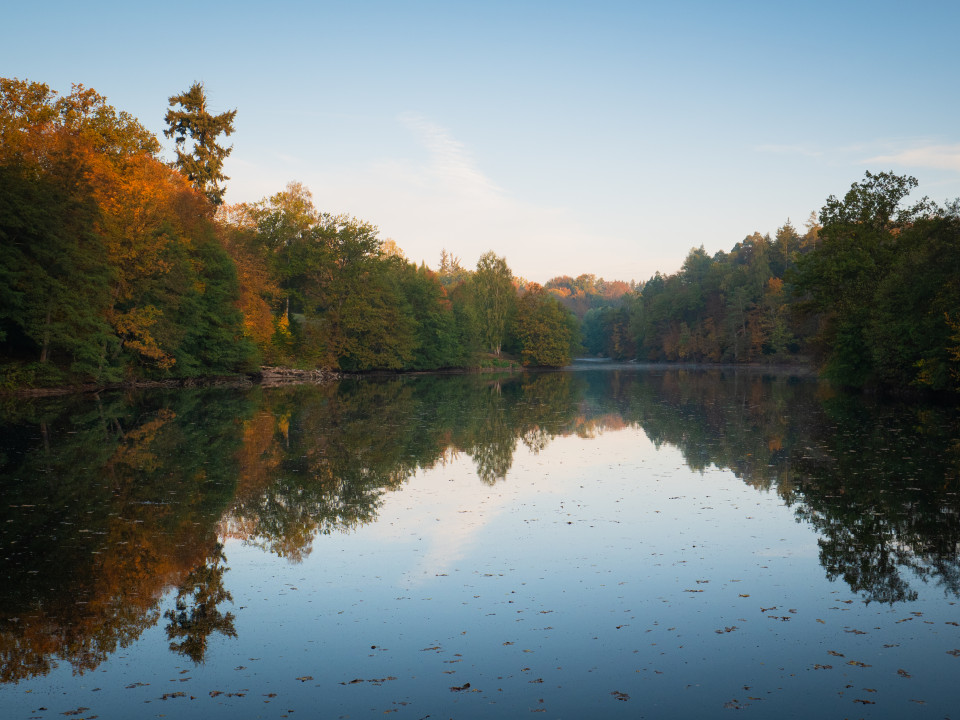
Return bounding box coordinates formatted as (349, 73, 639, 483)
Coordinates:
(2, 365, 959, 718)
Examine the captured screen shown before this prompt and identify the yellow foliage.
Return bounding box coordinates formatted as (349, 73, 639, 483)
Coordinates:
(112, 306, 175, 368)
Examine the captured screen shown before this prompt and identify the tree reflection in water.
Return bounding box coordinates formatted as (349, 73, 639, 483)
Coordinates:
(164, 543, 236, 663)
(1, 368, 959, 682)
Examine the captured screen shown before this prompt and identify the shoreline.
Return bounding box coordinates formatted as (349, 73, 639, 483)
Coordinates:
(0, 358, 821, 398)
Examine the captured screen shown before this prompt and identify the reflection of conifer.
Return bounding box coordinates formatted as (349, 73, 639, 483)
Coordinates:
(164, 543, 237, 663)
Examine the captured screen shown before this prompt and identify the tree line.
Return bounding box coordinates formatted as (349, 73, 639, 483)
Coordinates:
(218, 183, 578, 372)
(0, 78, 579, 387)
(575, 172, 960, 393)
(2, 78, 958, 393)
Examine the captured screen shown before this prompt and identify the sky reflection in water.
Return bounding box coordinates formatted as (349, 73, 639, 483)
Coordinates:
(1, 369, 959, 718)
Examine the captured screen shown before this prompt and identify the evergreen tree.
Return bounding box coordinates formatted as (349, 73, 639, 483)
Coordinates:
(164, 82, 236, 205)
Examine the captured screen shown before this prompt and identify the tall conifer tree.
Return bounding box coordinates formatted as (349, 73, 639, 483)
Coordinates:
(164, 82, 236, 205)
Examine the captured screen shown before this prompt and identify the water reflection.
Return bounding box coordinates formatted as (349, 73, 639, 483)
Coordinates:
(1, 368, 959, 683)
(164, 543, 236, 663)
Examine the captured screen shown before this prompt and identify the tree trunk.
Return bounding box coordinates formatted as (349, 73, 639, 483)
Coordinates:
(39, 307, 52, 363)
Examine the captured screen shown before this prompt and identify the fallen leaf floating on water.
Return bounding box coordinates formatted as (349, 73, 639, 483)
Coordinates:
(610, 691, 630, 701)
(295, 676, 313, 682)
(338, 677, 397, 686)
(813, 664, 833, 670)
(947, 649, 960, 657)
(827, 651, 845, 657)
(897, 669, 912, 678)
(853, 699, 875, 705)
(450, 683, 471, 692)
(847, 661, 871, 668)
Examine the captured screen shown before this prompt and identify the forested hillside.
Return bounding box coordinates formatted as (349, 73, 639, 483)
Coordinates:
(2, 78, 958, 394)
(0, 79, 579, 388)
(579, 172, 960, 393)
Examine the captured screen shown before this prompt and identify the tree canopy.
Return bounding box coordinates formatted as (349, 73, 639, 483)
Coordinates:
(4, 77, 960, 396)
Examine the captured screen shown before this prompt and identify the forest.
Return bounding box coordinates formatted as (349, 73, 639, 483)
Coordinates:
(2, 78, 959, 393)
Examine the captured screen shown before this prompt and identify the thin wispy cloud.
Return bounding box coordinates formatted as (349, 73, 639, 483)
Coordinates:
(398, 112, 504, 199)
(866, 144, 960, 172)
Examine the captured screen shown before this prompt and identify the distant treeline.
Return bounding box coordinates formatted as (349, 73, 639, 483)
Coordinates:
(568, 171, 960, 393)
(2, 78, 958, 392)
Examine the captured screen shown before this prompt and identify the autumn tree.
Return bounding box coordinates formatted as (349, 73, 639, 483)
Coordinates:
(1, 78, 254, 385)
(164, 82, 236, 205)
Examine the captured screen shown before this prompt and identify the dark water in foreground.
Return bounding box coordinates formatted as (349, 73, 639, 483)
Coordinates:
(1, 366, 959, 718)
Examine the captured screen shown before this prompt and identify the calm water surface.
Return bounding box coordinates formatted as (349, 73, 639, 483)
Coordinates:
(2, 366, 959, 718)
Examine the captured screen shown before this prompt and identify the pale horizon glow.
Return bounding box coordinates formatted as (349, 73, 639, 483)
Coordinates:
(5, 1, 960, 283)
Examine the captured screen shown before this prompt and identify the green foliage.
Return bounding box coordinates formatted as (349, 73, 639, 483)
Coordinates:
(473, 251, 515, 356)
(582, 306, 634, 359)
(0, 162, 116, 378)
(0, 77, 255, 386)
(623, 232, 799, 364)
(795, 171, 958, 391)
(395, 264, 465, 369)
(544, 274, 634, 319)
(164, 82, 236, 205)
(513, 285, 579, 367)
(6, 77, 958, 393)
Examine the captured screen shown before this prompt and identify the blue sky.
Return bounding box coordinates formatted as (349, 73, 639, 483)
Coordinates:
(5, 1, 960, 283)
